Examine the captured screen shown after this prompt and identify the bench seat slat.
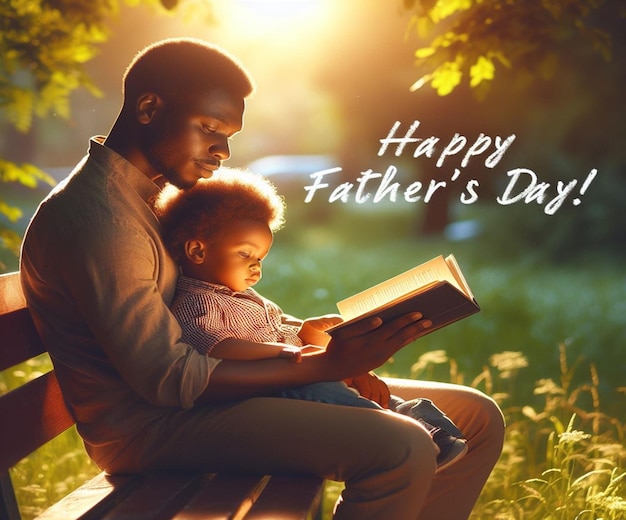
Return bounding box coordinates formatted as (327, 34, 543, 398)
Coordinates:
(245, 475, 324, 520)
(173, 474, 269, 520)
(35, 473, 138, 520)
(99, 473, 206, 520)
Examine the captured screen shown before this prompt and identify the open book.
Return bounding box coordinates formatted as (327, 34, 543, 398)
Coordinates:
(327, 254, 479, 337)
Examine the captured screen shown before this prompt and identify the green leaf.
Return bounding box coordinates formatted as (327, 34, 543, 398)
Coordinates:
(415, 47, 436, 59)
(430, 0, 472, 23)
(0, 228, 22, 256)
(4, 88, 34, 132)
(431, 60, 463, 96)
(414, 16, 434, 38)
(0, 160, 55, 188)
(469, 55, 495, 87)
(0, 201, 22, 223)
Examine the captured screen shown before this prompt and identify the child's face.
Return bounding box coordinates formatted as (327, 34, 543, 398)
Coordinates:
(194, 219, 273, 292)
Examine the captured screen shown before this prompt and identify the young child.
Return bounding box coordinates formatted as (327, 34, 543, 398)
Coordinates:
(155, 168, 467, 471)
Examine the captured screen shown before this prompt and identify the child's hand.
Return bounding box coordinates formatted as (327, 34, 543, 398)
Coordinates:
(277, 345, 303, 363)
(298, 314, 344, 347)
(345, 372, 390, 408)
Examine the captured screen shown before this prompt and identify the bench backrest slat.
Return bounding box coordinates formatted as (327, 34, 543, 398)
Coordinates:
(0, 272, 25, 313)
(0, 371, 75, 473)
(0, 272, 48, 371)
(0, 309, 47, 371)
(0, 272, 75, 474)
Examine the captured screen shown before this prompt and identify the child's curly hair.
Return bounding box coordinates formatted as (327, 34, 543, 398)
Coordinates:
(154, 168, 285, 263)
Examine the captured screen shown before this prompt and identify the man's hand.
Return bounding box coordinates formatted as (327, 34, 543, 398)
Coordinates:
(324, 312, 432, 378)
(345, 372, 390, 408)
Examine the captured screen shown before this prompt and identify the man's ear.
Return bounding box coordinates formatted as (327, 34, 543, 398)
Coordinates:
(136, 92, 163, 124)
(184, 240, 206, 264)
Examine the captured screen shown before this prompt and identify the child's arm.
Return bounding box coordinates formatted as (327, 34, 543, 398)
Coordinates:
(211, 338, 302, 362)
(298, 314, 344, 347)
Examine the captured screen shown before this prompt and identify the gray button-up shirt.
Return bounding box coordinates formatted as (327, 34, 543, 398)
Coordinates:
(20, 137, 220, 468)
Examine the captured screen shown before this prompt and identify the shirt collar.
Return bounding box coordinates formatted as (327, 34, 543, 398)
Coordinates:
(88, 136, 160, 206)
(177, 276, 259, 299)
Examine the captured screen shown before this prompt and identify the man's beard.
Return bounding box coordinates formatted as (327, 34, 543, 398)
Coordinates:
(158, 164, 196, 190)
(147, 142, 196, 190)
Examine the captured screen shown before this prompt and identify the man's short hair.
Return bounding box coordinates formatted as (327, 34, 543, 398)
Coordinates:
(123, 37, 255, 105)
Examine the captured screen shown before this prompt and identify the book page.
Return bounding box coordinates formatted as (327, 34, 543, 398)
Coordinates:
(444, 254, 475, 301)
(337, 255, 469, 321)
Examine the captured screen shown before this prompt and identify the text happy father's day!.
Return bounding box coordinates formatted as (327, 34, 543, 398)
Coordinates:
(303, 120, 598, 215)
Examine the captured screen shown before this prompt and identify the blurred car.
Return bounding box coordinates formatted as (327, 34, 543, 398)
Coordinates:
(245, 154, 338, 198)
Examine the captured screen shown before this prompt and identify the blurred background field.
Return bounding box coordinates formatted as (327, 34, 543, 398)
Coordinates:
(2, 201, 624, 518)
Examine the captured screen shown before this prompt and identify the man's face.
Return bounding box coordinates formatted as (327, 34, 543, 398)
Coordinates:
(142, 89, 245, 190)
(192, 219, 273, 293)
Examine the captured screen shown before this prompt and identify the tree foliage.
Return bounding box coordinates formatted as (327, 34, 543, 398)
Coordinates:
(0, 0, 183, 265)
(403, 0, 622, 97)
(399, 0, 625, 258)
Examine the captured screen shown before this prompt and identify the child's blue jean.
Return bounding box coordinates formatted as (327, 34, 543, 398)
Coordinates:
(277, 381, 464, 438)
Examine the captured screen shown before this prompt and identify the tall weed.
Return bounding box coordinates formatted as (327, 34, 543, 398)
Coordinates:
(469, 345, 625, 520)
(321, 347, 625, 519)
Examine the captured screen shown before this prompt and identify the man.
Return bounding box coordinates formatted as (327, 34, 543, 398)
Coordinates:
(20, 38, 504, 519)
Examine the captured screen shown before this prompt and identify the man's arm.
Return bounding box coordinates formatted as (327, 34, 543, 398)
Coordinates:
(198, 312, 432, 402)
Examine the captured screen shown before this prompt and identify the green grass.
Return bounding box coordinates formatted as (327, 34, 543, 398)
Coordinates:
(319, 346, 626, 520)
(261, 203, 625, 415)
(2, 203, 624, 518)
(468, 345, 626, 520)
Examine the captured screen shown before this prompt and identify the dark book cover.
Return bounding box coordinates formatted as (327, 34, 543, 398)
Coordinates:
(327, 281, 480, 338)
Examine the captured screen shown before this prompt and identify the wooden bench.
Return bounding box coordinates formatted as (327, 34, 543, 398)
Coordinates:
(0, 271, 324, 520)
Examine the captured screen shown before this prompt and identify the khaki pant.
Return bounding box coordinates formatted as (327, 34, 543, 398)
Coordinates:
(103, 378, 505, 520)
